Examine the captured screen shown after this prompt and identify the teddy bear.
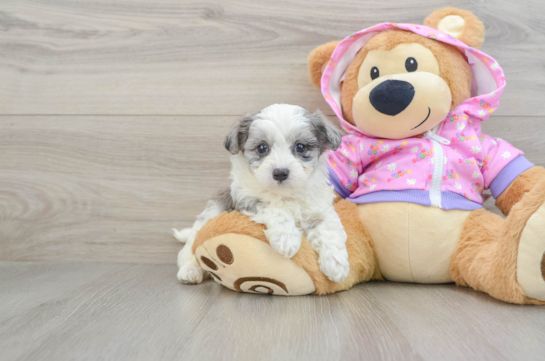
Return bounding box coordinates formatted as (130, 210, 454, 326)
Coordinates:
(186, 7, 545, 305)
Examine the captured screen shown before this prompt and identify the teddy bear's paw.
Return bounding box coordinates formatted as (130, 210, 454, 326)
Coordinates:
(194, 233, 315, 296)
(266, 230, 302, 259)
(319, 246, 350, 283)
(517, 202, 545, 301)
(177, 262, 206, 284)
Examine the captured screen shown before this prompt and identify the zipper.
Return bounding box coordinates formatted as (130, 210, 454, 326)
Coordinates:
(424, 126, 451, 208)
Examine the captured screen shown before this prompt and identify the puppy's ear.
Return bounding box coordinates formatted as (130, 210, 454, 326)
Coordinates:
(309, 110, 344, 151)
(224, 115, 255, 154)
(308, 41, 340, 88)
(424, 7, 485, 49)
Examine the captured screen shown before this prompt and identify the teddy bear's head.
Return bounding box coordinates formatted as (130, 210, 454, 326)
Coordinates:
(308, 8, 486, 140)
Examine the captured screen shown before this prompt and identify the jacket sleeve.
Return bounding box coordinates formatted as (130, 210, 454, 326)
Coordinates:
(327, 137, 365, 198)
(479, 134, 534, 198)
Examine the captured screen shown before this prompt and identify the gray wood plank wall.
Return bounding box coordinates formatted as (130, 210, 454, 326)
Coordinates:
(1, 0, 545, 264)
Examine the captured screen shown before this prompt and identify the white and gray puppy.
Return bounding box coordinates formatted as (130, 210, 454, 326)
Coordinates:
(173, 104, 350, 283)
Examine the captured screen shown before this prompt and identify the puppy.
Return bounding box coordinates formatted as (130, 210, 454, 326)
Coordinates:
(173, 104, 350, 284)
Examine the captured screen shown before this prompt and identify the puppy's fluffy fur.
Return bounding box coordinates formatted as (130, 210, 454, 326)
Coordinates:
(174, 104, 350, 284)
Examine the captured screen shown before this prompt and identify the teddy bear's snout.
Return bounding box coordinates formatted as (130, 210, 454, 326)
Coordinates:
(369, 80, 415, 116)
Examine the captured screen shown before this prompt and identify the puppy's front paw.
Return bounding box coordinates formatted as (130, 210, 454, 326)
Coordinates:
(319, 247, 350, 283)
(268, 231, 302, 258)
(177, 263, 205, 284)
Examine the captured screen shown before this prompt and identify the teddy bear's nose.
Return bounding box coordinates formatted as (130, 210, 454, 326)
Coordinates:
(369, 80, 415, 116)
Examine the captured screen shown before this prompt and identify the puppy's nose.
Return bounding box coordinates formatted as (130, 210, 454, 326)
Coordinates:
(369, 80, 415, 116)
(273, 168, 289, 182)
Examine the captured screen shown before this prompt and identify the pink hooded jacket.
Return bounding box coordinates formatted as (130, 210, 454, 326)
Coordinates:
(324, 23, 533, 210)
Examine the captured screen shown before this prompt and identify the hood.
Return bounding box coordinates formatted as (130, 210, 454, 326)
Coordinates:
(321, 23, 506, 135)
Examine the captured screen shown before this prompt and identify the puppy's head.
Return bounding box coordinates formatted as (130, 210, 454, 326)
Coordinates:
(225, 104, 342, 191)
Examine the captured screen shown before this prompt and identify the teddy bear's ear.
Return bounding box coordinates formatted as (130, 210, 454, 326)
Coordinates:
(308, 41, 340, 88)
(424, 7, 485, 49)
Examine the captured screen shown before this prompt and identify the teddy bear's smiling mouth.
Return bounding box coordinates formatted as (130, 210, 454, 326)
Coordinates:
(410, 107, 431, 130)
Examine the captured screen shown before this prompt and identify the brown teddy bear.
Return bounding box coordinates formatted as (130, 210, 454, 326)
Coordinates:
(188, 7, 545, 304)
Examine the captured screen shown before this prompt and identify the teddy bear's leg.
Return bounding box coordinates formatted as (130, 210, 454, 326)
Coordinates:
(190, 200, 381, 295)
(450, 172, 545, 305)
(194, 232, 316, 295)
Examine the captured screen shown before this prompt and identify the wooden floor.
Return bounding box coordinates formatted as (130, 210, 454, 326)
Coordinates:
(1, 0, 545, 360)
(2, 262, 545, 361)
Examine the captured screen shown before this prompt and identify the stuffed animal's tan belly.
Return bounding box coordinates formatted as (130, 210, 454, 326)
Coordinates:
(358, 202, 472, 283)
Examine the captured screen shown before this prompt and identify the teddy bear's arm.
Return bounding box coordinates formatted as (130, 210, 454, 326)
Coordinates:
(495, 166, 545, 215)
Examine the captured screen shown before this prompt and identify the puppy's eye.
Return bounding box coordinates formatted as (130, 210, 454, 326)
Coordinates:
(257, 143, 268, 154)
(370, 66, 380, 80)
(295, 143, 306, 153)
(405, 57, 418, 72)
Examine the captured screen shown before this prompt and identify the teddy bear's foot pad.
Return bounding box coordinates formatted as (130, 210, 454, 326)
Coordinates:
(518, 203, 545, 301)
(195, 233, 315, 296)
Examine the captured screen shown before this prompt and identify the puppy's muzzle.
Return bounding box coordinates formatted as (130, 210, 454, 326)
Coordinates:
(369, 80, 415, 116)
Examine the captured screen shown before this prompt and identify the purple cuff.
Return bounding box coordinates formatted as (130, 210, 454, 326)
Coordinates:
(328, 167, 352, 198)
(489, 156, 534, 198)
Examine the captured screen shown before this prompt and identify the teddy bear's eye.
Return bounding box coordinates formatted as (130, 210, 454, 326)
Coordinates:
(370, 66, 380, 80)
(405, 57, 418, 72)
